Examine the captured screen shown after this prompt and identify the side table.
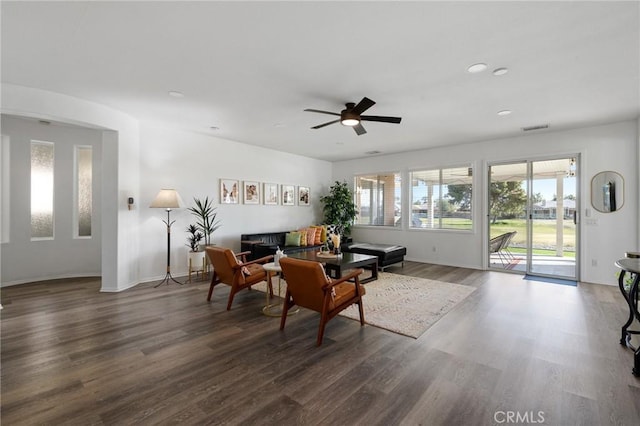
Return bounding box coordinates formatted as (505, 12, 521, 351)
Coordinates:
(262, 262, 299, 317)
(615, 257, 640, 376)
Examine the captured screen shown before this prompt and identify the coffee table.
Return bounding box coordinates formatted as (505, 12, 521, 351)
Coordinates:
(288, 251, 378, 283)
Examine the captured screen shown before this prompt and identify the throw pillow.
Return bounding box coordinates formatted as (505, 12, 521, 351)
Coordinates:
(319, 225, 328, 242)
(309, 226, 322, 244)
(306, 227, 316, 245)
(326, 224, 338, 238)
(298, 229, 308, 246)
(285, 231, 301, 247)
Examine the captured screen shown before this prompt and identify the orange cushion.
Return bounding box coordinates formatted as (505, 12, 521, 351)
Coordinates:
(306, 227, 316, 245)
(244, 264, 266, 284)
(330, 282, 364, 310)
(310, 226, 322, 245)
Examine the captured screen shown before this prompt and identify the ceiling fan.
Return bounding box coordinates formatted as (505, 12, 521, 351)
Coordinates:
(304, 97, 402, 135)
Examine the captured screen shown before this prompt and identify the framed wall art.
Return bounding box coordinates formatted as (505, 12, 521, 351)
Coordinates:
(298, 186, 310, 206)
(243, 181, 260, 204)
(281, 184, 295, 206)
(263, 183, 279, 205)
(220, 179, 239, 204)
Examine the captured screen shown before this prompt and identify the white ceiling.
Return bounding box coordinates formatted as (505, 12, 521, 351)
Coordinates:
(2, 1, 639, 162)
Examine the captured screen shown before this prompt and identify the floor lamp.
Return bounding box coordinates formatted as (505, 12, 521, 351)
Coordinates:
(150, 189, 184, 287)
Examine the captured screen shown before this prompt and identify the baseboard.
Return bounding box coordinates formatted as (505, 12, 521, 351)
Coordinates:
(1, 272, 101, 288)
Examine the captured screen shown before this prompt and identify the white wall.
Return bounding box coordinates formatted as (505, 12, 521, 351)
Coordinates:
(2, 83, 635, 288)
(1, 116, 103, 284)
(333, 120, 639, 286)
(1, 84, 140, 292)
(137, 123, 332, 282)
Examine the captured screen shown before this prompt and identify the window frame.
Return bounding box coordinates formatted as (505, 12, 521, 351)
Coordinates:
(408, 164, 474, 232)
(353, 171, 403, 228)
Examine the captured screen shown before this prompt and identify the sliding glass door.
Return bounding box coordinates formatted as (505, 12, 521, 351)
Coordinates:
(488, 157, 578, 280)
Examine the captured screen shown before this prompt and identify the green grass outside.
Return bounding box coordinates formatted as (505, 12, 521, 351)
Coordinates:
(368, 216, 575, 252)
(416, 217, 576, 252)
(490, 219, 576, 249)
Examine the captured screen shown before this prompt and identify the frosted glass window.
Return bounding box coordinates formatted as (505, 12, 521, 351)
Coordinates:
(76, 146, 92, 237)
(31, 141, 54, 239)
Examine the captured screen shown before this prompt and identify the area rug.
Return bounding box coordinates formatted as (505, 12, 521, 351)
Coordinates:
(252, 272, 476, 339)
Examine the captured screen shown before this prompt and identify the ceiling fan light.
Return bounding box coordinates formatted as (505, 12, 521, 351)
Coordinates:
(341, 110, 360, 126)
(341, 118, 360, 126)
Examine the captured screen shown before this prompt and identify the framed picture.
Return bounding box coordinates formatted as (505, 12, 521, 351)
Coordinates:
(243, 181, 260, 204)
(263, 183, 279, 205)
(220, 179, 239, 204)
(298, 186, 310, 206)
(281, 184, 295, 206)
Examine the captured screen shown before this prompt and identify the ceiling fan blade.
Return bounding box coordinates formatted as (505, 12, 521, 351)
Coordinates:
(352, 97, 376, 115)
(353, 123, 367, 135)
(311, 119, 340, 129)
(304, 108, 340, 116)
(361, 115, 402, 124)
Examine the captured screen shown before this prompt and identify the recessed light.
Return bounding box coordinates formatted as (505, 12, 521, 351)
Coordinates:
(209, 126, 219, 131)
(274, 123, 286, 128)
(493, 67, 509, 76)
(168, 90, 184, 98)
(467, 63, 487, 73)
(497, 110, 512, 116)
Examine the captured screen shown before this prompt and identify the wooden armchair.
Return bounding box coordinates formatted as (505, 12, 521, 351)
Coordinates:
(205, 246, 273, 310)
(278, 257, 366, 346)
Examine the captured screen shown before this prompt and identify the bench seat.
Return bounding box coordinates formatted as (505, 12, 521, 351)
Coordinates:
(341, 242, 406, 270)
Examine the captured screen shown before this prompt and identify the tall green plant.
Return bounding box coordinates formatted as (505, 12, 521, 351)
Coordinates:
(187, 196, 221, 246)
(320, 181, 358, 236)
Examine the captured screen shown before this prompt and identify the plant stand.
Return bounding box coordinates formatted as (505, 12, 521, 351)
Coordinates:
(187, 251, 207, 283)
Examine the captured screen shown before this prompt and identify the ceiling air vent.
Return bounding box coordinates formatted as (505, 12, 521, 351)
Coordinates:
(521, 124, 549, 132)
(365, 150, 381, 155)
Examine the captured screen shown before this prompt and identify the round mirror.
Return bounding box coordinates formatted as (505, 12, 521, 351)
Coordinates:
(591, 171, 623, 213)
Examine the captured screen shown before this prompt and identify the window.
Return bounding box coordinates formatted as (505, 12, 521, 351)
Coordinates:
(75, 146, 92, 237)
(354, 173, 402, 226)
(31, 141, 54, 239)
(410, 166, 473, 230)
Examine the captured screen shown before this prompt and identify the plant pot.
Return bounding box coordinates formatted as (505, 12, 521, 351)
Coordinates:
(188, 251, 206, 272)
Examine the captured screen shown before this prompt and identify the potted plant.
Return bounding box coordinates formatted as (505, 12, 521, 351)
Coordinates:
(186, 224, 206, 279)
(320, 181, 358, 238)
(186, 224, 204, 253)
(187, 196, 221, 246)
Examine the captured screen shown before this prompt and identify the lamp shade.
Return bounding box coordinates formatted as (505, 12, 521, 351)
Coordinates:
(150, 189, 184, 209)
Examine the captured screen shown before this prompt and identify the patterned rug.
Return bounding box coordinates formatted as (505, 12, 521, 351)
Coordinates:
(253, 272, 476, 339)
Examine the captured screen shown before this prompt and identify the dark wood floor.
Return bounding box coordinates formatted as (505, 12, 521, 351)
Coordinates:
(2, 262, 639, 425)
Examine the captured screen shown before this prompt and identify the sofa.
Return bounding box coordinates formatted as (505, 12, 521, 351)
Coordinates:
(240, 230, 325, 260)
